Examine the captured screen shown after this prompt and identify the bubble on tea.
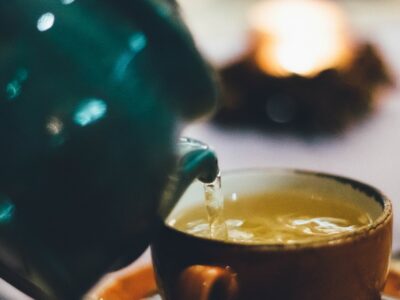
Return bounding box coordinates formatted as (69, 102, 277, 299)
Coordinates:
(203, 174, 228, 240)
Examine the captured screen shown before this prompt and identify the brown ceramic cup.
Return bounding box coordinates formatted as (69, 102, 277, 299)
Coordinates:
(151, 169, 393, 300)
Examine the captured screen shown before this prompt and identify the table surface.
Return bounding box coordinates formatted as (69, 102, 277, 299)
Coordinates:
(2, 0, 400, 298)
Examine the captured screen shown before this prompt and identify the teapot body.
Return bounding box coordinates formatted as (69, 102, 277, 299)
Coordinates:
(0, 0, 216, 298)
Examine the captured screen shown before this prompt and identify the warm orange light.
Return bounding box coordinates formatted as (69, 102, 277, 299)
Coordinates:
(250, 0, 353, 77)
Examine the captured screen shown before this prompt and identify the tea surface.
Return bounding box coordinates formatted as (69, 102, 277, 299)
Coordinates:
(168, 191, 373, 244)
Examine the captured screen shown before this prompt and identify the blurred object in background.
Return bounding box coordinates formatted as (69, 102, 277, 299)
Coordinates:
(249, 0, 353, 78)
(217, 43, 392, 135)
(178, 0, 395, 136)
(178, 0, 400, 257)
(216, 0, 394, 135)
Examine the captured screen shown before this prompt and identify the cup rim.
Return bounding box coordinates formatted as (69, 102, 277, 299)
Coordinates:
(166, 167, 392, 251)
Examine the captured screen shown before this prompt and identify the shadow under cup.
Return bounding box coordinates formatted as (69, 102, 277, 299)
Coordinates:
(151, 169, 393, 300)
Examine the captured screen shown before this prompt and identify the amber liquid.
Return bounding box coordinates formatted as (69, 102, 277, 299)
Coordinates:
(203, 174, 228, 240)
(169, 191, 373, 244)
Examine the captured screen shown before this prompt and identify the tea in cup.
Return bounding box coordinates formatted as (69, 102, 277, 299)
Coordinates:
(151, 169, 392, 300)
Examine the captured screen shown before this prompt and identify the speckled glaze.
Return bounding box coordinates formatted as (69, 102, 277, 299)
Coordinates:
(152, 169, 393, 300)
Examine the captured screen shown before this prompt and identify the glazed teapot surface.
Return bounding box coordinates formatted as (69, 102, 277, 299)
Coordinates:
(0, 0, 217, 298)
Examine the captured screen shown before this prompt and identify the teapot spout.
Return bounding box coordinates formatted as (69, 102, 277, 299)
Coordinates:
(158, 137, 219, 218)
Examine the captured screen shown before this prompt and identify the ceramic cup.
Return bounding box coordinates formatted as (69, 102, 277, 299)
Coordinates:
(151, 169, 393, 300)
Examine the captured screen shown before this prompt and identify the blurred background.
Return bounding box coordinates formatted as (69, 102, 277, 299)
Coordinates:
(179, 0, 400, 251)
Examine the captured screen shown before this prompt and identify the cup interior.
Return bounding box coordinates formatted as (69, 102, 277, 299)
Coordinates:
(167, 169, 389, 242)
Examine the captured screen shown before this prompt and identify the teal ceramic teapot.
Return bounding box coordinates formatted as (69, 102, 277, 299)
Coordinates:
(0, 0, 218, 299)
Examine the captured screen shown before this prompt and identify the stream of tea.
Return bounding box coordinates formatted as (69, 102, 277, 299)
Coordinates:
(203, 174, 228, 240)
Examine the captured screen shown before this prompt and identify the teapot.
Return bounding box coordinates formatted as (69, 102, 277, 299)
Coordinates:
(0, 0, 218, 299)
